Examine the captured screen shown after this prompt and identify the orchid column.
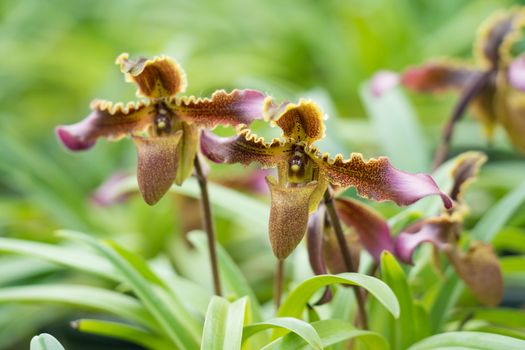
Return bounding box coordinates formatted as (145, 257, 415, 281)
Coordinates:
(56, 53, 270, 296)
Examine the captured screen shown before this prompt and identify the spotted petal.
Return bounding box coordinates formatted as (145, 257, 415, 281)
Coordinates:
(498, 83, 525, 154)
(200, 127, 291, 167)
(271, 100, 325, 143)
(116, 53, 187, 98)
(133, 131, 183, 205)
(172, 89, 272, 128)
(446, 242, 504, 306)
(335, 197, 394, 262)
(401, 61, 482, 93)
(267, 176, 318, 260)
(56, 100, 155, 151)
(312, 152, 452, 208)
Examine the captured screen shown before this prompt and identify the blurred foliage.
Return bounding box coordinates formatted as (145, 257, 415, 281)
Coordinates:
(1, 0, 525, 348)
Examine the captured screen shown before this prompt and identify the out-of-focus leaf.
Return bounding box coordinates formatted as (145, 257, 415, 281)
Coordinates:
(243, 317, 323, 350)
(452, 308, 525, 329)
(500, 256, 525, 287)
(115, 175, 269, 229)
(61, 231, 201, 350)
(0, 284, 154, 328)
(188, 231, 262, 322)
(262, 319, 388, 350)
(0, 256, 58, 286)
(380, 251, 426, 349)
(30, 333, 65, 350)
(360, 82, 430, 172)
(75, 319, 172, 350)
(428, 269, 462, 333)
(0, 237, 115, 280)
(407, 331, 525, 350)
(493, 228, 525, 254)
(201, 296, 248, 350)
(471, 180, 525, 242)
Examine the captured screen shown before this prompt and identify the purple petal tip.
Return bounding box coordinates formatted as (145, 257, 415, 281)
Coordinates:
(56, 126, 95, 151)
(370, 70, 400, 97)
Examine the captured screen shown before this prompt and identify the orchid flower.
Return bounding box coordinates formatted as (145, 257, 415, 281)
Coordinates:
(56, 53, 270, 205)
(372, 8, 525, 155)
(330, 152, 503, 306)
(201, 99, 451, 260)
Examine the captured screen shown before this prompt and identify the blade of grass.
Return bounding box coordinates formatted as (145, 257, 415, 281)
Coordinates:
(74, 319, 172, 350)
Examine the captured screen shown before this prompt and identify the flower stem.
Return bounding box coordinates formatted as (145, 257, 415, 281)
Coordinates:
(275, 259, 284, 310)
(432, 71, 492, 170)
(323, 189, 369, 330)
(194, 156, 222, 296)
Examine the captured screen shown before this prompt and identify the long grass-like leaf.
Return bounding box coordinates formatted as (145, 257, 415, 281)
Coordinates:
(201, 296, 248, 350)
(74, 319, 172, 350)
(407, 331, 525, 350)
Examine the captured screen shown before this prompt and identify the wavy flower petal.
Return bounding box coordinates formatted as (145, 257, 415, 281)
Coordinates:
(449, 151, 487, 202)
(116, 53, 187, 98)
(267, 176, 318, 260)
(394, 216, 459, 264)
(474, 9, 517, 68)
(173, 90, 271, 128)
(133, 131, 183, 205)
(335, 197, 394, 262)
(200, 127, 291, 167)
(446, 242, 504, 306)
(56, 100, 155, 151)
(312, 152, 452, 208)
(271, 100, 325, 143)
(401, 61, 481, 93)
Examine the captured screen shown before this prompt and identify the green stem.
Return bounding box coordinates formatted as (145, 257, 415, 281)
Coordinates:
(275, 259, 284, 310)
(194, 156, 222, 296)
(323, 189, 369, 330)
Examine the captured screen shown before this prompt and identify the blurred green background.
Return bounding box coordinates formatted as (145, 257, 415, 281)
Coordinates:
(1, 0, 525, 348)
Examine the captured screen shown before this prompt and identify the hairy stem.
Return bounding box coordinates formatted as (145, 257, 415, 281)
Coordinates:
(323, 189, 369, 330)
(194, 156, 222, 296)
(432, 71, 492, 170)
(275, 259, 284, 310)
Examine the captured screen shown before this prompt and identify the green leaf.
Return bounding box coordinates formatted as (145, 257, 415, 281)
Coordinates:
(60, 231, 200, 350)
(278, 273, 399, 320)
(0, 284, 155, 328)
(428, 269, 463, 333)
(243, 317, 323, 350)
(380, 251, 425, 349)
(0, 237, 116, 281)
(451, 308, 525, 329)
(262, 319, 389, 350)
(201, 296, 248, 350)
(360, 81, 430, 172)
(500, 256, 525, 287)
(74, 319, 172, 350)
(407, 331, 525, 350)
(188, 231, 263, 322)
(471, 180, 525, 242)
(30, 333, 65, 350)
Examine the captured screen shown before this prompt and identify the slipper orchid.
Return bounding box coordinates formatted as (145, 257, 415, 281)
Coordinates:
(201, 100, 451, 260)
(372, 8, 525, 154)
(56, 53, 270, 204)
(332, 152, 504, 306)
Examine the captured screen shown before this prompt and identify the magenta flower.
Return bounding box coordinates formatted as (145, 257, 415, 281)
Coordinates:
(201, 99, 451, 260)
(56, 53, 270, 204)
